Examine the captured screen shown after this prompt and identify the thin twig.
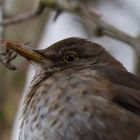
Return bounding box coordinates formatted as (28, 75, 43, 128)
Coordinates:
(42, 0, 140, 53)
(0, 47, 17, 70)
(0, 0, 140, 53)
(0, 2, 46, 26)
(79, 6, 140, 53)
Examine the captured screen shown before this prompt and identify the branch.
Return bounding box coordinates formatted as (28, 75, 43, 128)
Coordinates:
(0, 2, 46, 26)
(0, 0, 140, 53)
(43, 0, 140, 53)
(79, 6, 140, 53)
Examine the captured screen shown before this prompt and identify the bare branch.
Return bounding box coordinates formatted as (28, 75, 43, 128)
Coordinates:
(41, 0, 140, 54)
(0, 0, 140, 54)
(0, 2, 46, 26)
(79, 6, 140, 53)
(0, 41, 17, 70)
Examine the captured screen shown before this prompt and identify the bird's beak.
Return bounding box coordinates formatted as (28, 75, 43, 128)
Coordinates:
(0, 40, 44, 63)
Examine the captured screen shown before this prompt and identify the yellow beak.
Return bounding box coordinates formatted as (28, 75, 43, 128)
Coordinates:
(0, 40, 44, 63)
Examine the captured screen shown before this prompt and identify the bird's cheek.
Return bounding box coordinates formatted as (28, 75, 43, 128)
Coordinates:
(36, 61, 54, 72)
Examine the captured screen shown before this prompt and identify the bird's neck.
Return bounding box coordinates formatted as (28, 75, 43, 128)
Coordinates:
(27, 70, 53, 96)
(22, 70, 53, 119)
(98, 51, 126, 71)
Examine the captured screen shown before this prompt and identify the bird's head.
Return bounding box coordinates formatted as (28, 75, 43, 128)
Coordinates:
(2, 37, 125, 72)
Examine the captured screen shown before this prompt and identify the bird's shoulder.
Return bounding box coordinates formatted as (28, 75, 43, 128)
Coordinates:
(91, 65, 140, 116)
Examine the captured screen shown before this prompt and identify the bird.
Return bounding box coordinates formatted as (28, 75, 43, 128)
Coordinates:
(3, 37, 140, 140)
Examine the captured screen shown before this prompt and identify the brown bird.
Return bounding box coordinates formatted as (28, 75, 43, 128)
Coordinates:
(4, 37, 140, 140)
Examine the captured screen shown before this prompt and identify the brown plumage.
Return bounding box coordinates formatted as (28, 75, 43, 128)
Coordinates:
(4, 38, 140, 140)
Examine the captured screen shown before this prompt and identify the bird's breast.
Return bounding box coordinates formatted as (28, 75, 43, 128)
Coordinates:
(20, 68, 140, 140)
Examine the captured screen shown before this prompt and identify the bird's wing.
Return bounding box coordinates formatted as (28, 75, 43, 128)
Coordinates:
(112, 84, 140, 115)
(95, 66, 140, 116)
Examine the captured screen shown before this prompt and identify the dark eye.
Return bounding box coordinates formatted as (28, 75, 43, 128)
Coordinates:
(63, 52, 78, 63)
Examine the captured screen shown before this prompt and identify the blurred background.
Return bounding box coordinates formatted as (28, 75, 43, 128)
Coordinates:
(0, 0, 140, 140)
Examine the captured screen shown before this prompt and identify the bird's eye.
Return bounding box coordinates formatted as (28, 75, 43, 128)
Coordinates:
(63, 52, 78, 63)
